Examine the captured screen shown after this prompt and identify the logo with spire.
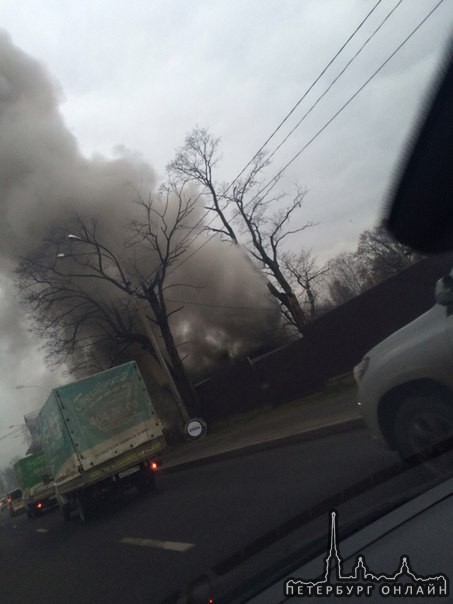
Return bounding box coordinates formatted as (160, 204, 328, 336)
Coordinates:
(284, 510, 449, 599)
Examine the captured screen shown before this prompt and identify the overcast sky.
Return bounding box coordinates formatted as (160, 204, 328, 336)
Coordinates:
(0, 0, 451, 466)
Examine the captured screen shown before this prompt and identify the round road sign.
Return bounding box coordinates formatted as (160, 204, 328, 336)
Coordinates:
(184, 417, 207, 440)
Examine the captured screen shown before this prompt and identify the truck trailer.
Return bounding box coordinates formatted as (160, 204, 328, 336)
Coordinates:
(38, 361, 166, 521)
(14, 452, 57, 518)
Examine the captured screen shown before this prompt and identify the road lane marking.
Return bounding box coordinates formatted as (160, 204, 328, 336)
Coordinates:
(36, 528, 49, 533)
(120, 537, 194, 552)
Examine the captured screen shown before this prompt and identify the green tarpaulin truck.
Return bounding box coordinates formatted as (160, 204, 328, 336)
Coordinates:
(14, 452, 57, 518)
(38, 361, 167, 521)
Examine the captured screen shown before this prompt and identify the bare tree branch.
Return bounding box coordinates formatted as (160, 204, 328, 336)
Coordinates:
(16, 192, 201, 411)
(167, 127, 316, 333)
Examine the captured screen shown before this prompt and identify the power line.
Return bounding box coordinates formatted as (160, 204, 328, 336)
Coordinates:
(254, 0, 445, 202)
(0, 426, 24, 442)
(165, 298, 277, 312)
(220, 0, 406, 234)
(168, 0, 442, 276)
(223, 0, 384, 194)
(263, 0, 405, 167)
(167, 0, 385, 274)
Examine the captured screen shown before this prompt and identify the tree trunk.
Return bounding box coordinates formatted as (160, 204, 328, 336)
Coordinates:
(267, 281, 306, 334)
(146, 289, 199, 416)
(306, 286, 317, 320)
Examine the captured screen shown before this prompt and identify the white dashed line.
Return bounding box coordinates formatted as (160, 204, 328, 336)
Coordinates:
(120, 537, 194, 552)
(36, 528, 49, 533)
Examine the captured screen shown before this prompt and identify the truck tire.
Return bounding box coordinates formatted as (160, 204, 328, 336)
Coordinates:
(136, 473, 156, 495)
(394, 395, 453, 474)
(61, 504, 71, 522)
(76, 494, 91, 523)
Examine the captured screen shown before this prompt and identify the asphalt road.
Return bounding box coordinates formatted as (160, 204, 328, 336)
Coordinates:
(0, 428, 426, 604)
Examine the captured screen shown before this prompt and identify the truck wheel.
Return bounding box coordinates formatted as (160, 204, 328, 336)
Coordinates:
(394, 395, 453, 475)
(61, 504, 71, 522)
(76, 494, 91, 523)
(136, 474, 156, 495)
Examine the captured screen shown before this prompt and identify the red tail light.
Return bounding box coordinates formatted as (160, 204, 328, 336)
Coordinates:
(37, 503, 43, 509)
(8, 498, 11, 503)
(150, 461, 158, 471)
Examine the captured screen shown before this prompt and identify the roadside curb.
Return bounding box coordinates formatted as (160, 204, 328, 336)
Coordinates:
(161, 417, 365, 473)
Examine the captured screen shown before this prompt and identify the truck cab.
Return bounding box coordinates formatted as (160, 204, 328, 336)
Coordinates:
(354, 272, 453, 471)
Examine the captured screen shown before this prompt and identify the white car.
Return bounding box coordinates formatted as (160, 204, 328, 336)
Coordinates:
(354, 273, 453, 469)
(7, 488, 25, 517)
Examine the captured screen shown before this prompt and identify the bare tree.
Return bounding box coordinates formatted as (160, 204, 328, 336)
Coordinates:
(326, 252, 368, 306)
(17, 233, 156, 375)
(326, 225, 423, 308)
(168, 127, 315, 333)
(127, 182, 202, 409)
(356, 225, 423, 285)
(16, 182, 201, 413)
(282, 249, 328, 320)
(168, 128, 238, 243)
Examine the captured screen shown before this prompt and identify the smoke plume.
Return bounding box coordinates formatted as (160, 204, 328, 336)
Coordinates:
(0, 31, 281, 389)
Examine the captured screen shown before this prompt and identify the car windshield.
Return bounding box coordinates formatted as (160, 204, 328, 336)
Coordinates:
(0, 2, 452, 603)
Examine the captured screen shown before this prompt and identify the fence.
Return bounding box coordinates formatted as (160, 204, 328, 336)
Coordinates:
(194, 252, 453, 422)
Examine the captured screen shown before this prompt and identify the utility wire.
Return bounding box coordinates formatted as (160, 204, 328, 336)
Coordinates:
(168, 0, 439, 276)
(165, 298, 277, 312)
(222, 0, 384, 195)
(222, 0, 406, 232)
(264, 0, 405, 166)
(254, 0, 445, 203)
(0, 426, 24, 442)
(166, 0, 385, 274)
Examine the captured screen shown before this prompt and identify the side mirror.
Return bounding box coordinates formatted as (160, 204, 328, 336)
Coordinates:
(435, 275, 453, 305)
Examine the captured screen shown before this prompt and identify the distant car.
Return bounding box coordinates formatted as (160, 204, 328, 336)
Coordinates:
(354, 272, 453, 471)
(7, 488, 25, 517)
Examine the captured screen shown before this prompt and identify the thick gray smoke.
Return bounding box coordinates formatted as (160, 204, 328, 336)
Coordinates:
(168, 244, 282, 376)
(0, 32, 154, 258)
(0, 31, 281, 384)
